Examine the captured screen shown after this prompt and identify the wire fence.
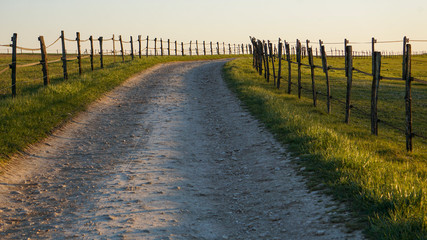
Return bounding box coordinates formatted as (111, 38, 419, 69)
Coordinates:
(0, 31, 251, 99)
(250, 36, 426, 152)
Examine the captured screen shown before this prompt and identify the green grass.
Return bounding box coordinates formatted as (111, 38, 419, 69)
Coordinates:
(0, 53, 239, 164)
(223, 57, 426, 240)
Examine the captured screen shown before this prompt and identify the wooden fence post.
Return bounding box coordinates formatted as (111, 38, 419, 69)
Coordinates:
(138, 35, 142, 58)
(154, 38, 157, 56)
(223, 42, 225, 55)
(402, 36, 407, 79)
(203, 41, 206, 55)
(76, 32, 82, 75)
(130, 36, 134, 60)
(98, 37, 104, 68)
(229, 44, 231, 55)
(285, 41, 291, 94)
(10, 33, 17, 97)
(269, 41, 276, 85)
(119, 35, 124, 62)
(210, 41, 213, 55)
(175, 41, 177, 56)
(60, 30, 68, 80)
(371, 37, 376, 75)
(296, 39, 302, 98)
(181, 42, 184, 56)
(189, 41, 192, 56)
(217, 42, 220, 55)
(371, 51, 381, 135)
(196, 40, 199, 55)
(89, 36, 94, 70)
(168, 39, 170, 56)
(160, 38, 163, 56)
(307, 40, 316, 107)
(319, 40, 331, 114)
(277, 38, 282, 89)
(345, 45, 353, 123)
(264, 42, 270, 82)
(112, 34, 116, 63)
(404, 44, 413, 151)
(39, 36, 49, 86)
(146, 36, 149, 57)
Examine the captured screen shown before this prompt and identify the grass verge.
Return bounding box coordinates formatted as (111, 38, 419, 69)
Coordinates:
(223, 57, 426, 240)
(0, 55, 237, 164)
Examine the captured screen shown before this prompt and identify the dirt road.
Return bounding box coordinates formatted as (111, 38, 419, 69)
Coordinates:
(0, 60, 363, 239)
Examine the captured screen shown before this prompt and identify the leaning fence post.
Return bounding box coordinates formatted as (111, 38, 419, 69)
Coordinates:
(76, 32, 82, 75)
(319, 40, 331, 113)
(119, 35, 124, 62)
(277, 38, 282, 89)
(405, 44, 413, 151)
(60, 30, 68, 80)
(371, 51, 381, 135)
(98, 37, 104, 68)
(39, 36, 49, 86)
(296, 39, 302, 98)
(89, 36, 94, 70)
(307, 40, 316, 107)
(10, 33, 17, 97)
(345, 45, 353, 123)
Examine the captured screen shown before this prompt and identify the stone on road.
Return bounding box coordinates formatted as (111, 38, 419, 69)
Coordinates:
(0, 60, 363, 239)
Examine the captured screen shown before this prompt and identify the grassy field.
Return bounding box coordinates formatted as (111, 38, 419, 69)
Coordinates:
(223, 56, 426, 239)
(0, 53, 238, 163)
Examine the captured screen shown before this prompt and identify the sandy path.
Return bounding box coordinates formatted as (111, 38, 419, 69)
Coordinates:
(0, 60, 363, 239)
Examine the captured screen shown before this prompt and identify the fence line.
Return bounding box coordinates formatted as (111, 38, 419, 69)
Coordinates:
(250, 36, 426, 152)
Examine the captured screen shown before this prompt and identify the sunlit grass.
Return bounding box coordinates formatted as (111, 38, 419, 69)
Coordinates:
(223, 57, 426, 240)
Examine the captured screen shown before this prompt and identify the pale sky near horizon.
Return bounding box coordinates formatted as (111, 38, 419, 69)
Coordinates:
(0, 0, 426, 52)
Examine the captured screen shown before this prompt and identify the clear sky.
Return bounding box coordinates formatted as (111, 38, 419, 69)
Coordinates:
(1, 0, 426, 53)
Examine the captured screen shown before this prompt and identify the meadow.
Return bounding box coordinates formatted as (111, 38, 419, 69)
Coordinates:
(223, 55, 426, 239)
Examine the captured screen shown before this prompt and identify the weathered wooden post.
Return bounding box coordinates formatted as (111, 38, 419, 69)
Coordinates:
(160, 38, 163, 56)
(175, 41, 177, 56)
(168, 39, 170, 56)
(223, 42, 225, 55)
(402, 36, 408, 79)
(210, 41, 213, 55)
(307, 40, 316, 107)
(39, 36, 49, 85)
(277, 38, 282, 89)
(98, 37, 104, 68)
(119, 35, 124, 62)
(10, 33, 17, 97)
(181, 42, 184, 56)
(154, 38, 157, 56)
(269, 41, 276, 85)
(371, 37, 376, 75)
(112, 34, 116, 62)
(138, 35, 142, 58)
(371, 51, 381, 135)
(130, 36, 134, 60)
(203, 41, 206, 55)
(319, 40, 331, 113)
(146, 36, 149, 57)
(404, 44, 413, 151)
(76, 32, 82, 75)
(285, 41, 291, 94)
(229, 44, 231, 55)
(89, 36, 94, 70)
(196, 40, 199, 55)
(296, 39, 302, 98)
(264, 42, 270, 82)
(189, 41, 192, 56)
(60, 30, 68, 80)
(345, 45, 353, 123)
(217, 42, 220, 55)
